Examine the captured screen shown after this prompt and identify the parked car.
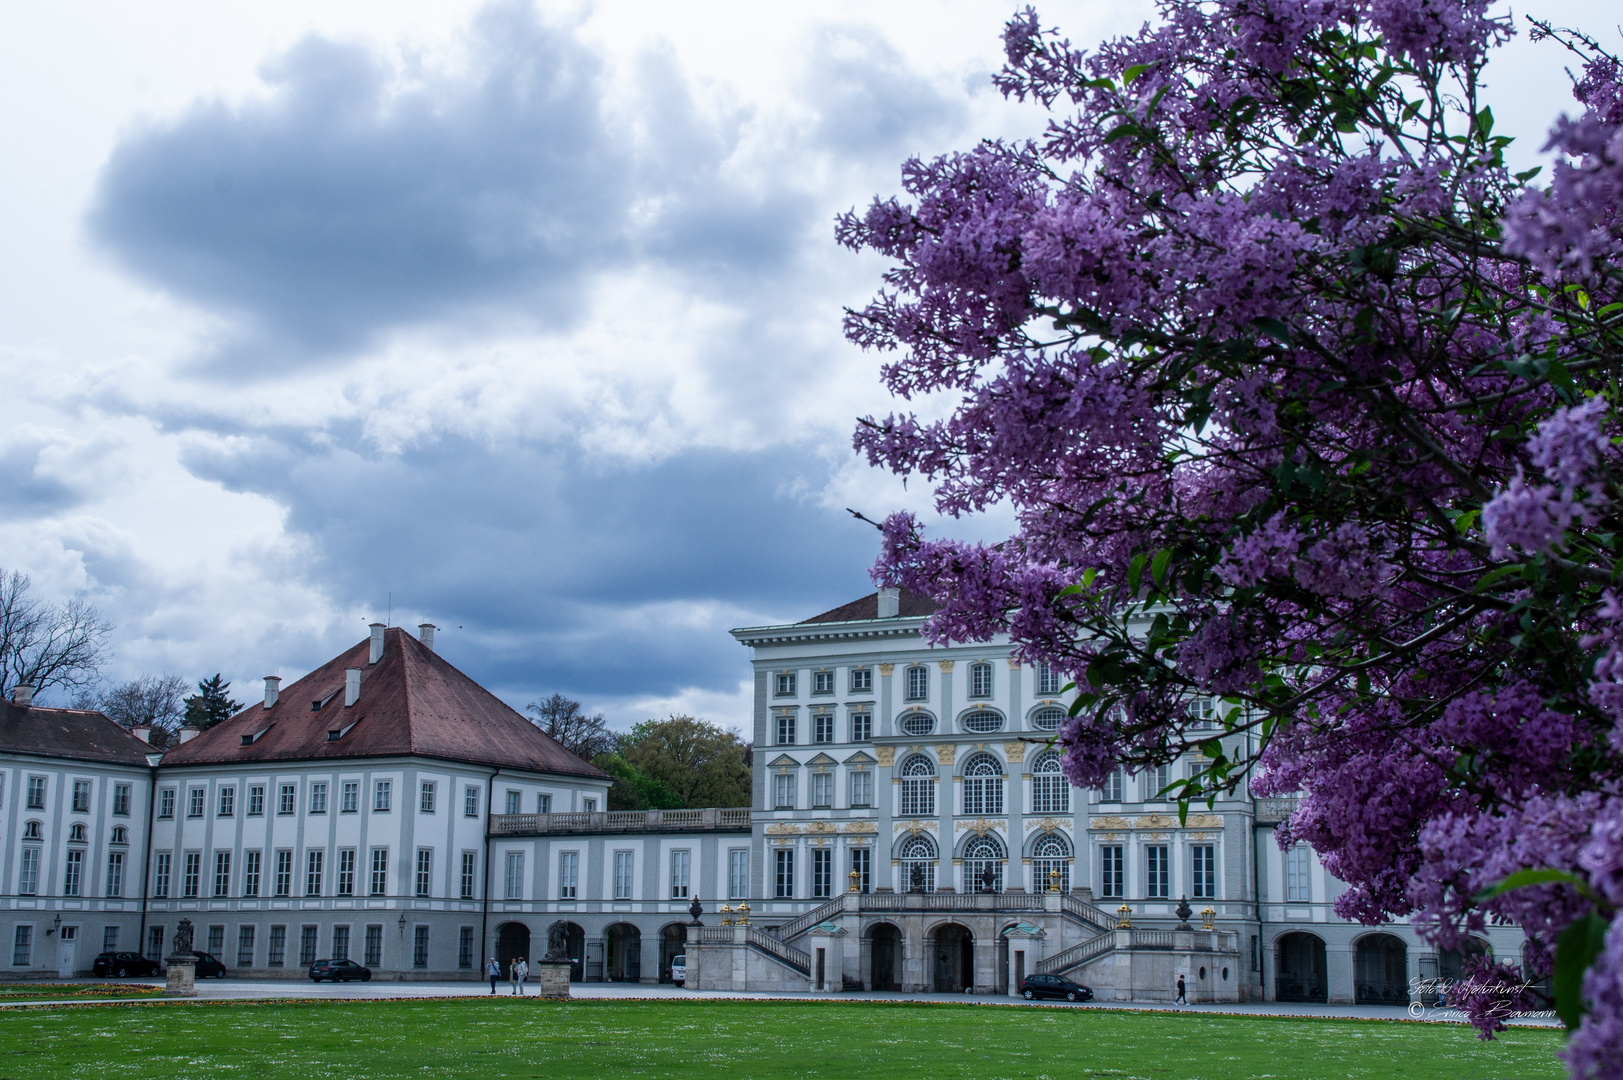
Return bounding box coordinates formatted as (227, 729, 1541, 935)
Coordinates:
(92, 951, 161, 978)
(1020, 974, 1093, 1002)
(670, 954, 687, 987)
(308, 958, 373, 983)
(193, 953, 228, 978)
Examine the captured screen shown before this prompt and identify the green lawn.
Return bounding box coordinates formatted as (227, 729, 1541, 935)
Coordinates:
(0, 982, 161, 1001)
(0, 998, 1565, 1080)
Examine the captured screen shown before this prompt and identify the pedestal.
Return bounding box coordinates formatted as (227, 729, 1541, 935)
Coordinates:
(533, 961, 571, 999)
(165, 957, 197, 997)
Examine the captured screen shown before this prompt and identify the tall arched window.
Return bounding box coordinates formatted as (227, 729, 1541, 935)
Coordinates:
(969, 661, 993, 698)
(899, 756, 936, 816)
(1031, 752, 1069, 814)
(1032, 832, 1072, 893)
(905, 665, 929, 700)
(963, 834, 1005, 893)
(899, 834, 937, 893)
(961, 754, 1004, 815)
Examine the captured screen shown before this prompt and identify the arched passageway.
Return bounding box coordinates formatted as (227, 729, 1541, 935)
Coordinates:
(606, 923, 641, 982)
(932, 924, 974, 993)
(1275, 932, 1328, 1003)
(659, 924, 687, 984)
(495, 922, 530, 975)
(1355, 934, 1408, 1005)
(869, 923, 902, 991)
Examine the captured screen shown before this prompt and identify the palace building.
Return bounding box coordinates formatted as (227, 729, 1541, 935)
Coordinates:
(1, 592, 1521, 1004)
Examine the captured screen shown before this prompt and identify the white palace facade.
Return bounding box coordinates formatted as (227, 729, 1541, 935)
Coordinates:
(0, 591, 1522, 1005)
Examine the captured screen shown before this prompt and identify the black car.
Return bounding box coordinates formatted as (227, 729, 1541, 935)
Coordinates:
(308, 958, 372, 982)
(192, 953, 228, 978)
(92, 951, 160, 978)
(1020, 973, 1094, 1002)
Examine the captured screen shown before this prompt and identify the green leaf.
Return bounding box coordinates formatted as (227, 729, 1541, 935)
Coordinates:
(1150, 549, 1173, 589)
(1252, 317, 1293, 345)
(1476, 105, 1494, 138)
(1554, 913, 1610, 1030)
(1123, 63, 1151, 86)
(1127, 551, 1148, 593)
(1471, 867, 1586, 904)
(1473, 563, 1528, 592)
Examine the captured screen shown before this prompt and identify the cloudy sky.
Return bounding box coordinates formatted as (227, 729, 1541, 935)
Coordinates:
(0, 0, 1606, 732)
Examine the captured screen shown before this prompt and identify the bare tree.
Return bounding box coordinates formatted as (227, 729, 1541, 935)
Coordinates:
(525, 693, 617, 760)
(0, 569, 113, 701)
(84, 674, 188, 749)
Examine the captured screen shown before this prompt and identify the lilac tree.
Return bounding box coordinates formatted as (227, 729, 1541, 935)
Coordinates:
(838, 2, 1623, 1071)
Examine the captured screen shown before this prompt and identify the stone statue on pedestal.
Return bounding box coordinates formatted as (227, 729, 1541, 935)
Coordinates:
(171, 918, 195, 958)
(543, 921, 569, 962)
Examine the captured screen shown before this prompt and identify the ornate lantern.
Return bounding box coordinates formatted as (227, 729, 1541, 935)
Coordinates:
(849, 868, 862, 893)
(1201, 906, 1217, 931)
(1048, 868, 1062, 894)
(736, 900, 750, 926)
(719, 904, 733, 926)
(1117, 903, 1133, 929)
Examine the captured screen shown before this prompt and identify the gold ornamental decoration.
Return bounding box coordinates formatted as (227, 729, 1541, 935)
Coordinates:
(935, 744, 956, 765)
(1004, 741, 1026, 763)
(878, 664, 894, 677)
(875, 746, 895, 766)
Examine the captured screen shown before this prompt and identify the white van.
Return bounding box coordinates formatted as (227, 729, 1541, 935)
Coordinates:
(671, 954, 687, 987)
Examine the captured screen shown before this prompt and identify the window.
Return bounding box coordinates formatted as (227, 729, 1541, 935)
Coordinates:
(1285, 844, 1311, 901)
(460, 852, 477, 900)
(1146, 845, 1170, 899)
(152, 852, 170, 899)
(370, 848, 389, 895)
(774, 848, 794, 898)
(1038, 663, 1063, 695)
(848, 768, 873, 808)
(341, 781, 359, 813)
(850, 711, 872, 742)
(306, 851, 324, 896)
(905, 665, 928, 700)
(237, 926, 256, 968)
(183, 852, 201, 898)
(813, 670, 834, 694)
(583, 798, 596, 812)
(333, 925, 350, 962)
(1100, 768, 1125, 803)
(504, 790, 520, 815)
(146, 926, 164, 963)
(416, 849, 433, 898)
(366, 925, 384, 967)
(207, 925, 225, 957)
(775, 712, 796, 745)
(213, 852, 231, 897)
(413, 926, 429, 968)
(900, 756, 936, 816)
(458, 927, 474, 969)
(465, 786, 480, 817)
(247, 785, 265, 816)
(374, 781, 392, 812)
(536, 793, 551, 814)
(26, 776, 46, 809)
(187, 788, 205, 817)
(1100, 845, 1124, 898)
(113, 783, 131, 816)
(729, 850, 748, 900)
(103, 926, 120, 952)
(111, 826, 128, 844)
(278, 784, 296, 815)
(970, 661, 993, 698)
(812, 848, 833, 898)
(961, 754, 1004, 816)
(22, 820, 41, 840)
(900, 711, 934, 736)
(72, 779, 92, 812)
(850, 847, 871, 893)
(274, 851, 292, 898)
(62, 848, 84, 896)
(217, 786, 235, 817)
(811, 772, 833, 808)
(670, 850, 691, 899)
(1033, 833, 1071, 893)
(963, 834, 1005, 893)
(850, 667, 872, 692)
(614, 852, 633, 899)
(813, 711, 835, 744)
(773, 772, 795, 810)
(299, 926, 318, 967)
(1032, 705, 1066, 731)
(243, 851, 261, 897)
(420, 782, 436, 813)
(19, 848, 40, 895)
(337, 849, 356, 896)
(69, 822, 87, 842)
(1143, 764, 1171, 802)
(268, 926, 287, 967)
(106, 852, 125, 897)
(775, 671, 797, 696)
(899, 835, 936, 893)
(309, 783, 327, 814)
(1032, 752, 1070, 814)
(1188, 696, 1216, 729)
(558, 852, 578, 899)
(158, 788, 175, 818)
(13, 926, 33, 966)
(1192, 844, 1216, 900)
(962, 709, 1004, 733)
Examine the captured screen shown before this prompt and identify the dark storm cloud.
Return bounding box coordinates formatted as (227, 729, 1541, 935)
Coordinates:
(0, 439, 80, 517)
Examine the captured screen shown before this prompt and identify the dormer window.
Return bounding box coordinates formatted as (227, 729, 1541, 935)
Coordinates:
(68, 822, 88, 842)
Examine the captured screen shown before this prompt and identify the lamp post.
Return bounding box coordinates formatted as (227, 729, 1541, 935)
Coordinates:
(719, 904, 733, 926)
(397, 912, 407, 938)
(735, 901, 750, 926)
(849, 868, 862, 894)
(1117, 903, 1132, 929)
(1048, 868, 1061, 894)
(1200, 906, 1217, 931)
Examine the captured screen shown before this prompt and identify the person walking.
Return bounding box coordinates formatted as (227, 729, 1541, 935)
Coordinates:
(486, 957, 501, 995)
(509, 956, 521, 995)
(515, 957, 529, 996)
(1175, 975, 1187, 1005)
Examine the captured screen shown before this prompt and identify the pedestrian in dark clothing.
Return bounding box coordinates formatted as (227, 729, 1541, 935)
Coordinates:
(1175, 975, 1187, 1005)
(486, 957, 501, 995)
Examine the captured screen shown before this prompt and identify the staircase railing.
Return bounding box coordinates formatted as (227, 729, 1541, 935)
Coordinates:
(774, 896, 848, 942)
(1035, 931, 1115, 976)
(746, 927, 811, 975)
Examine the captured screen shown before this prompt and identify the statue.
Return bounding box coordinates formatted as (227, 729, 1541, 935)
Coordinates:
(909, 863, 926, 893)
(978, 864, 998, 894)
(171, 918, 195, 958)
(543, 920, 569, 962)
(1175, 895, 1193, 929)
(688, 897, 704, 927)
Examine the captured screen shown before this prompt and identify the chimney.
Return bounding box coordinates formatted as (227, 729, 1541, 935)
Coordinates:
(263, 675, 281, 709)
(9, 684, 34, 707)
(345, 667, 362, 708)
(418, 623, 436, 651)
(132, 726, 152, 744)
(178, 726, 199, 744)
(877, 587, 900, 619)
(369, 622, 386, 664)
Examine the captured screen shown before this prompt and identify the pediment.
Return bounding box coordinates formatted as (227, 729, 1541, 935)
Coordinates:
(768, 754, 800, 768)
(807, 753, 838, 767)
(843, 751, 876, 766)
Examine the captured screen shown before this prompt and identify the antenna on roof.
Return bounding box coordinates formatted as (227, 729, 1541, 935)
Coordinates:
(387, 592, 392, 628)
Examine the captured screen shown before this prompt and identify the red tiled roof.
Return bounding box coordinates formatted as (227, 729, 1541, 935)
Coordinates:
(0, 700, 154, 766)
(799, 588, 938, 624)
(160, 627, 607, 778)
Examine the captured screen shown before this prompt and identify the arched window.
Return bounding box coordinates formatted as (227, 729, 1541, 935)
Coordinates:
(961, 754, 1004, 815)
(963, 834, 1005, 893)
(969, 661, 993, 698)
(1032, 832, 1072, 893)
(900, 710, 935, 737)
(899, 834, 937, 893)
(110, 826, 128, 845)
(961, 709, 1004, 734)
(23, 820, 42, 840)
(1031, 752, 1069, 814)
(905, 665, 929, 701)
(1031, 705, 1066, 731)
(68, 822, 87, 842)
(899, 756, 936, 817)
